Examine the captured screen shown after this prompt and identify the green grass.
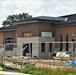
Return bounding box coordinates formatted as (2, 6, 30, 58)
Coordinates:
(21, 65, 76, 75)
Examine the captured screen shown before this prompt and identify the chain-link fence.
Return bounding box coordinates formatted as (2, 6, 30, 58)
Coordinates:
(0, 42, 75, 71)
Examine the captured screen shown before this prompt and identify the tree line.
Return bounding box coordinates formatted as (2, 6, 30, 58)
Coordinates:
(2, 13, 32, 26)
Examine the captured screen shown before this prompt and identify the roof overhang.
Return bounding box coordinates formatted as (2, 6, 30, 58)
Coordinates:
(12, 20, 39, 25)
(0, 29, 17, 31)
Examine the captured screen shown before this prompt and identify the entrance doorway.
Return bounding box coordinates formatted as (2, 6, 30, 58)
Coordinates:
(22, 43, 32, 57)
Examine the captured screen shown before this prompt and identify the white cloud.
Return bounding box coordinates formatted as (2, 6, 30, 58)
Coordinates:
(0, 0, 76, 27)
(46, 0, 76, 16)
(13, 0, 44, 16)
(2, 1, 17, 12)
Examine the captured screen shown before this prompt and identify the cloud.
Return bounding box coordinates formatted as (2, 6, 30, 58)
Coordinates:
(13, 0, 44, 16)
(2, 1, 17, 12)
(0, 0, 76, 27)
(46, 0, 76, 16)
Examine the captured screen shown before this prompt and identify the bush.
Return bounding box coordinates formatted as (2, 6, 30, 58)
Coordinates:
(67, 73, 75, 75)
(21, 64, 36, 73)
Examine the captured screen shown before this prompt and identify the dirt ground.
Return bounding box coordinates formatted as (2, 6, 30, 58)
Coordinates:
(0, 56, 71, 69)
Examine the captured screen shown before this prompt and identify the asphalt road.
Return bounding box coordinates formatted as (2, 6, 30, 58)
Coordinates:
(0, 71, 30, 75)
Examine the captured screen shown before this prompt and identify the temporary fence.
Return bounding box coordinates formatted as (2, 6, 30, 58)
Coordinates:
(0, 41, 75, 71)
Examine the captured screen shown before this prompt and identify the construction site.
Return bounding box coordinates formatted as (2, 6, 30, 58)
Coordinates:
(0, 42, 75, 72)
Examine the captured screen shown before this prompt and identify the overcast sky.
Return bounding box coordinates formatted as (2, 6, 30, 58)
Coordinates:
(0, 0, 76, 27)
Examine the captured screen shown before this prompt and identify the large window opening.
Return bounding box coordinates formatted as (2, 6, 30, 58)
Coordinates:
(22, 43, 32, 56)
(5, 37, 13, 50)
(49, 43, 52, 53)
(72, 34, 75, 52)
(41, 43, 45, 52)
(65, 34, 69, 52)
(60, 34, 63, 51)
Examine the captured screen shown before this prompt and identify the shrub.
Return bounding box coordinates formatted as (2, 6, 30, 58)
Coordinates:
(67, 73, 75, 75)
(21, 64, 36, 73)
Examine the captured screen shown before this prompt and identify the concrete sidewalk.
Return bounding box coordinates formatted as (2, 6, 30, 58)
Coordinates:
(0, 71, 30, 75)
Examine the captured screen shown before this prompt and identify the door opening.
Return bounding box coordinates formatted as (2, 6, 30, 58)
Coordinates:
(22, 43, 32, 57)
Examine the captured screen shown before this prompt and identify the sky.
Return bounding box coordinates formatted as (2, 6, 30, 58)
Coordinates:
(0, 0, 76, 27)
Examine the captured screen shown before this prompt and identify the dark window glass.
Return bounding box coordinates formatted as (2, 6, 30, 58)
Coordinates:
(60, 34, 63, 51)
(65, 34, 69, 51)
(66, 34, 69, 39)
(41, 43, 45, 52)
(49, 43, 52, 52)
(60, 42, 63, 51)
(60, 34, 62, 39)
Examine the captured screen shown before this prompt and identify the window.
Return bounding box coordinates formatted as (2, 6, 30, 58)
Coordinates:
(41, 43, 45, 52)
(5, 37, 13, 50)
(60, 34, 63, 38)
(49, 43, 52, 52)
(5, 44, 13, 50)
(59, 34, 63, 51)
(65, 34, 69, 51)
(5, 37, 13, 43)
(66, 34, 69, 39)
(71, 34, 75, 52)
(72, 34, 75, 39)
(23, 32, 32, 37)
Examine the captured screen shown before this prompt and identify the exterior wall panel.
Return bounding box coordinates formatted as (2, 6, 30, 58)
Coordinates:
(17, 22, 39, 37)
(0, 32, 3, 44)
(3, 30, 17, 44)
(17, 21, 54, 37)
(55, 25, 76, 52)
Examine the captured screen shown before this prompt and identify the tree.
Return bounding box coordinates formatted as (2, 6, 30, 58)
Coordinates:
(2, 13, 32, 26)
